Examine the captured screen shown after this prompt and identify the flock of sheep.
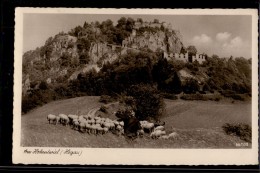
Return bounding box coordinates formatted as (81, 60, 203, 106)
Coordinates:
(139, 120, 178, 140)
(47, 114, 124, 135)
(47, 113, 178, 140)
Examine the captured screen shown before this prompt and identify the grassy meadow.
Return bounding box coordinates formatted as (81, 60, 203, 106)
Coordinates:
(21, 96, 251, 148)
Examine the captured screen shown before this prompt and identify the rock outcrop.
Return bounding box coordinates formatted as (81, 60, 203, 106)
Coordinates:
(122, 30, 183, 54)
(22, 21, 185, 95)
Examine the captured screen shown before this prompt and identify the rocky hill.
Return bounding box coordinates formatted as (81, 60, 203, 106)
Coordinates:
(22, 19, 184, 95)
(22, 18, 251, 115)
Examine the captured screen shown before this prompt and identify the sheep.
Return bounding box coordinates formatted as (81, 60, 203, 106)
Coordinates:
(58, 114, 69, 126)
(109, 122, 115, 130)
(90, 125, 97, 135)
(103, 122, 111, 129)
(154, 125, 164, 131)
(78, 115, 85, 122)
(72, 119, 80, 130)
(83, 115, 91, 120)
(47, 114, 57, 124)
(139, 120, 148, 125)
(159, 135, 169, 140)
(137, 129, 144, 137)
(142, 122, 154, 133)
(68, 114, 78, 125)
(168, 132, 178, 139)
(56, 116, 61, 124)
(85, 123, 91, 134)
(103, 127, 109, 134)
(96, 125, 103, 135)
(79, 121, 86, 132)
(95, 119, 102, 125)
(119, 121, 124, 127)
(116, 124, 122, 131)
(150, 130, 166, 139)
(113, 120, 119, 126)
(94, 116, 100, 121)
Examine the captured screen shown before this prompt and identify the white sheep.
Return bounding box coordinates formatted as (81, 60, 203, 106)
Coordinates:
(72, 119, 79, 130)
(103, 127, 109, 134)
(59, 114, 69, 126)
(113, 120, 119, 126)
(47, 114, 57, 124)
(154, 125, 164, 131)
(150, 130, 166, 139)
(142, 122, 154, 133)
(85, 123, 91, 134)
(137, 129, 144, 137)
(91, 125, 97, 134)
(168, 132, 178, 139)
(109, 122, 115, 130)
(103, 122, 111, 129)
(119, 121, 124, 127)
(79, 121, 86, 132)
(56, 116, 61, 124)
(159, 135, 169, 140)
(68, 114, 78, 125)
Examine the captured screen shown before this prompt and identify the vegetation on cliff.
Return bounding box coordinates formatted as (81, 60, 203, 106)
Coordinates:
(22, 18, 252, 114)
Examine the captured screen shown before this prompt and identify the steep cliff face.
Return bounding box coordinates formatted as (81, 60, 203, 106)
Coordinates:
(122, 30, 183, 54)
(88, 42, 119, 64)
(49, 35, 78, 62)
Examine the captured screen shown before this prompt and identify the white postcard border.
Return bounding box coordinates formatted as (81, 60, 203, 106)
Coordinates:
(13, 8, 258, 165)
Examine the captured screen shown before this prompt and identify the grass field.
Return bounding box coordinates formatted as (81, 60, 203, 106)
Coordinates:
(21, 96, 251, 148)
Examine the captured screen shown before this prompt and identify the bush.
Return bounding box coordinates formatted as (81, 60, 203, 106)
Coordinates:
(160, 93, 178, 100)
(231, 94, 245, 101)
(207, 94, 223, 101)
(222, 123, 251, 142)
(99, 105, 108, 113)
(115, 108, 133, 119)
(220, 90, 247, 101)
(183, 79, 200, 94)
(181, 93, 222, 101)
(219, 90, 235, 97)
(22, 89, 53, 114)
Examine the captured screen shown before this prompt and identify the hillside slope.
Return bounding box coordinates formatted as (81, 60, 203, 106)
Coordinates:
(22, 96, 251, 148)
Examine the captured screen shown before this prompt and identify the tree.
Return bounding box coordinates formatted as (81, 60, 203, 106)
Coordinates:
(117, 17, 127, 28)
(212, 54, 219, 59)
(154, 19, 159, 23)
(187, 45, 197, 55)
(125, 17, 135, 32)
(180, 46, 187, 54)
(70, 25, 84, 37)
(137, 18, 143, 23)
(171, 72, 182, 94)
(127, 84, 165, 121)
(152, 57, 175, 92)
(83, 21, 90, 29)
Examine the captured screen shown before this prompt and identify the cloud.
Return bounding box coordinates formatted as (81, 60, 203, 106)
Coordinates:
(216, 32, 231, 42)
(192, 34, 212, 44)
(222, 36, 243, 49)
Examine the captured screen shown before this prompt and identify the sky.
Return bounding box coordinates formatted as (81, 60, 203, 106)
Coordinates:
(23, 14, 252, 58)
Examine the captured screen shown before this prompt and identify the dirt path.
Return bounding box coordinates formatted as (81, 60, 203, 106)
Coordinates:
(87, 102, 119, 118)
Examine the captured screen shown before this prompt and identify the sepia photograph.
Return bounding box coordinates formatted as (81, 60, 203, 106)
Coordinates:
(13, 8, 258, 165)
